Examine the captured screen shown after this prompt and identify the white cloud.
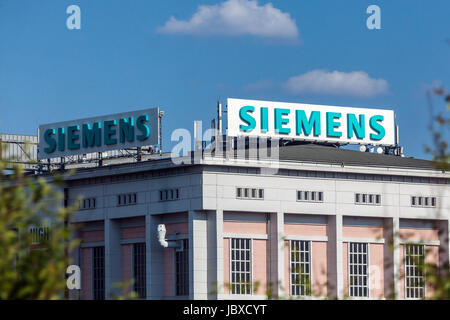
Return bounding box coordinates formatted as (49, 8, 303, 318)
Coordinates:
(157, 0, 299, 40)
(284, 70, 389, 97)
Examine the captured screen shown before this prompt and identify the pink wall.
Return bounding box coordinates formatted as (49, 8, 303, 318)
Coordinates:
(399, 228, 439, 242)
(343, 226, 383, 239)
(224, 239, 230, 294)
(284, 241, 290, 297)
(81, 248, 91, 300)
(343, 243, 348, 297)
(165, 222, 188, 235)
(163, 248, 174, 297)
(223, 221, 267, 234)
(425, 245, 439, 298)
(253, 239, 267, 295)
(284, 224, 327, 237)
(121, 226, 145, 239)
(122, 244, 132, 295)
(312, 242, 328, 297)
(81, 230, 104, 243)
(370, 243, 384, 298)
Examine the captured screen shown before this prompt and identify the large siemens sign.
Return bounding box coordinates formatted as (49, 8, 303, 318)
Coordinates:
(227, 98, 396, 146)
(38, 108, 160, 159)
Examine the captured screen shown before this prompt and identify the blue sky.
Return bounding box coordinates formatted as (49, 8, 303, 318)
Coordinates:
(0, 0, 449, 159)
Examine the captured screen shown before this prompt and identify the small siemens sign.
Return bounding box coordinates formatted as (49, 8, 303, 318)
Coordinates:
(227, 98, 396, 146)
(38, 108, 160, 159)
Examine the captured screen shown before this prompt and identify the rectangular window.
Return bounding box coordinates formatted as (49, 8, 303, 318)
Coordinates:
(304, 191, 309, 201)
(411, 196, 416, 206)
(318, 192, 323, 202)
(175, 239, 189, 296)
(355, 193, 360, 203)
(251, 188, 257, 199)
(133, 243, 146, 299)
(230, 238, 251, 295)
(297, 191, 302, 201)
(237, 188, 242, 198)
(290, 240, 311, 296)
(93, 246, 105, 300)
(431, 197, 436, 207)
(405, 244, 425, 299)
(356, 193, 381, 206)
(375, 195, 381, 204)
(258, 189, 264, 199)
(118, 193, 137, 206)
(244, 188, 249, 198)
(348, 242, 369, 298)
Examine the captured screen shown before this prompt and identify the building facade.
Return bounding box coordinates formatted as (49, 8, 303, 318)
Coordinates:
(66, 143, 450, 300)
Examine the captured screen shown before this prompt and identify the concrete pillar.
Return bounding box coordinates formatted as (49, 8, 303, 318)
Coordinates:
(327, 214, 343, 299)
(438, 220, 450, 268)
(392, 217, 401, 299)
(105, 218, 121, 299)
(147, 214, 164, 299)
(207, 209, 223, 299)
(269, 211, 284, 298)
(189, 210, 208, 299)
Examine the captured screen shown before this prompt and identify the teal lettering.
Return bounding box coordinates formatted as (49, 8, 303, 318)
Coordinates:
(369, 115, 385, 140)
(296, 110, 321, 136)
(136, 115, 150, 141)
(347, 114, 365, 139)
(260, 107, 268, 133)
(82, 122, 102, 148)
(44, 129, 56, 153)
(104, 120, 117, 145)
(67, 125, 80, 150)
(239, 106, 256, 132)
(274, 108, 290, 134)
(57, 127, 65, 151)
(326, 112, 342, 138)
(119, 117, 135, 143)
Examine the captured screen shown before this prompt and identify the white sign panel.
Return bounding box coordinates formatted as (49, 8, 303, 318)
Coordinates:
(227, 98, 396, 146)
(38, 108, 160, 159)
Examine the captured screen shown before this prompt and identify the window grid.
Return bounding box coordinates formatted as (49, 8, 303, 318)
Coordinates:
(290, 240, 312, 296)
(93, 246, 105, 300)
(175, 239, 189, 296)
(133, 243, 146, 299)
(405, 244, 425, 299)
(348, 242, 369, 298)
(117, 193, 137, 206)
(355, 193, 381, 205)
(411, 196, 437, 208)
(80, 197, 96, 210)
(230, 238, 252, 295)
(297, 191, 324, 203)
(159, 188, 180, 201)
(236, 187, 264, 200)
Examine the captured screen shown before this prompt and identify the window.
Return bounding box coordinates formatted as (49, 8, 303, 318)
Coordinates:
(290, 240, 311, 296)
(411, 196, 437, 208)
(159, 188, 180, 201)
(117, 193, 137, 206)
(80, 197, 96, 210)
(230, 238, 252, 295)
(355, 193, 381, 206)
(133, 243, 146, 299)
(236, 187, 264, 200)
(297, 191, 323, 203)
(348, 242, 369, 298)
(93, 246, 105, 300)
(405, 244, 425, 299)
(175, 239, 189, 296)
(29, 226, 50, 244)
